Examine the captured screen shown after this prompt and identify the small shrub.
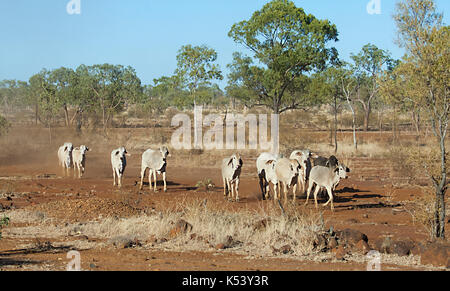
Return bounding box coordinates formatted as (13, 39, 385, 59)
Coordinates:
(0, 215, 10, 239)
(195, 178, 215, 191)
(386, 146, 412, 179)
(405, 187, 437, 240)
(0, 115, 10, 137)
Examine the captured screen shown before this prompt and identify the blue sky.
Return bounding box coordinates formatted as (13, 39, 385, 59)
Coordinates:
(1, 0, 448, 89)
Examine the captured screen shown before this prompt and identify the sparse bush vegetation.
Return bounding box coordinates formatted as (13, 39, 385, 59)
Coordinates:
(386, 146, 413, 180)
(0, 215, 10, 239)
(195, 178, 216, 191)
(405, 187, 437, 240)
(387, 143, 449, 185)
(0, 115, 10, 137)
(3, 199, 325, 257)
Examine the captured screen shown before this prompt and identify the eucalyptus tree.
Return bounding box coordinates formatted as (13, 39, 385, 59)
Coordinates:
(227, 0, 339, 115)
(49, 67, 77, 127)
(149, 75, 189, 111)
(28, 69, 62, 142)
(393, 0, 448, 238)
(70, 64, 101, 132)
(175, 44, 223, 106)
(350, 44, 394, 131)
(309, 65, 347, 153)
(0, 80, 29, 114)
(82, 64, 142, 134)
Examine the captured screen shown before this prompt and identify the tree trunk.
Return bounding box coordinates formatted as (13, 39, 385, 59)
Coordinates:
(352, 114, 357, 151)
(334, 95, 338, 154)
(433, 191, 445, 239)
(35, 103, 39, 125)
(345, 99, 357, 151)
(76, 110, 82, 135)
(392, 105, 397, 142)
(348, 102, 357, 150)
(104, 112, 112, 136)
(329, 122, 333, 146)
(273, 97, 280, 116)
(101, 102, 108, 135)
(378, 111, 382, 132)
(48, 124, 52, 145)
(433, 132, 447, 239)
(63, 104, 70, 127)
(364, 105, 371, 132)
(412, 109, 421, 134)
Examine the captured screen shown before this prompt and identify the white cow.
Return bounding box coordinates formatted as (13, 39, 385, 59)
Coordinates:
(72, 145, 90, 178)
(305, 164, 349, 211)
(221, 153, 243, 202)
(58, 142, 74, 177)
(275, 158, 301, 202)
(256, 152, 278, 201)
(111, 146, 129, 188)
(140, 146, 170, 192)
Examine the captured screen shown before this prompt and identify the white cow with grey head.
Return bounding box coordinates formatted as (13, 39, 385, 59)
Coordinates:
(140, 146, 170, 192)
(72, 145, 90, 178)
(305, 164, 349, 211)
(222, 153, 243, 202)
(111, 146, 129, 188)
(256, 152, 279, 201)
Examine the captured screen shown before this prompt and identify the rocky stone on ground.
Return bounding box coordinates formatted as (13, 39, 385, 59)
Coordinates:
(335, 228, 368, 247)
(420, 241, 450, 268)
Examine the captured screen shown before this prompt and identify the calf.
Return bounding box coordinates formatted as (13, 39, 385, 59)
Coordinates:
(305, 164, 349, 211)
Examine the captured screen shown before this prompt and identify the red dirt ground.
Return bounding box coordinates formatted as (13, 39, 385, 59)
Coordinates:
(0, 128, 448, 271)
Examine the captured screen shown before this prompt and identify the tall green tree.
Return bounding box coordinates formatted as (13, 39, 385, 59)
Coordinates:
(337, 63, 360, 150)
(70, 65, 95, 132)
(393, 0, 449, 239)
(49, 67, 77, 127)
(152, 75, 190, 110)
(226, 52, 258, 110)
(175, 44, 223, 106)
(309, 65, 347, 153)
(0, 80, 28, 114)
(227, 0, 339, 114)
(28, 69, 62, 142)
(83, 64, 142, 134)
(350, 44, 394, 131)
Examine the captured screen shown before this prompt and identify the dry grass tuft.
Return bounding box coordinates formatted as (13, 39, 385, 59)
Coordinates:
(3, 199, 326, 257)
(404, 186, 437, 240)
